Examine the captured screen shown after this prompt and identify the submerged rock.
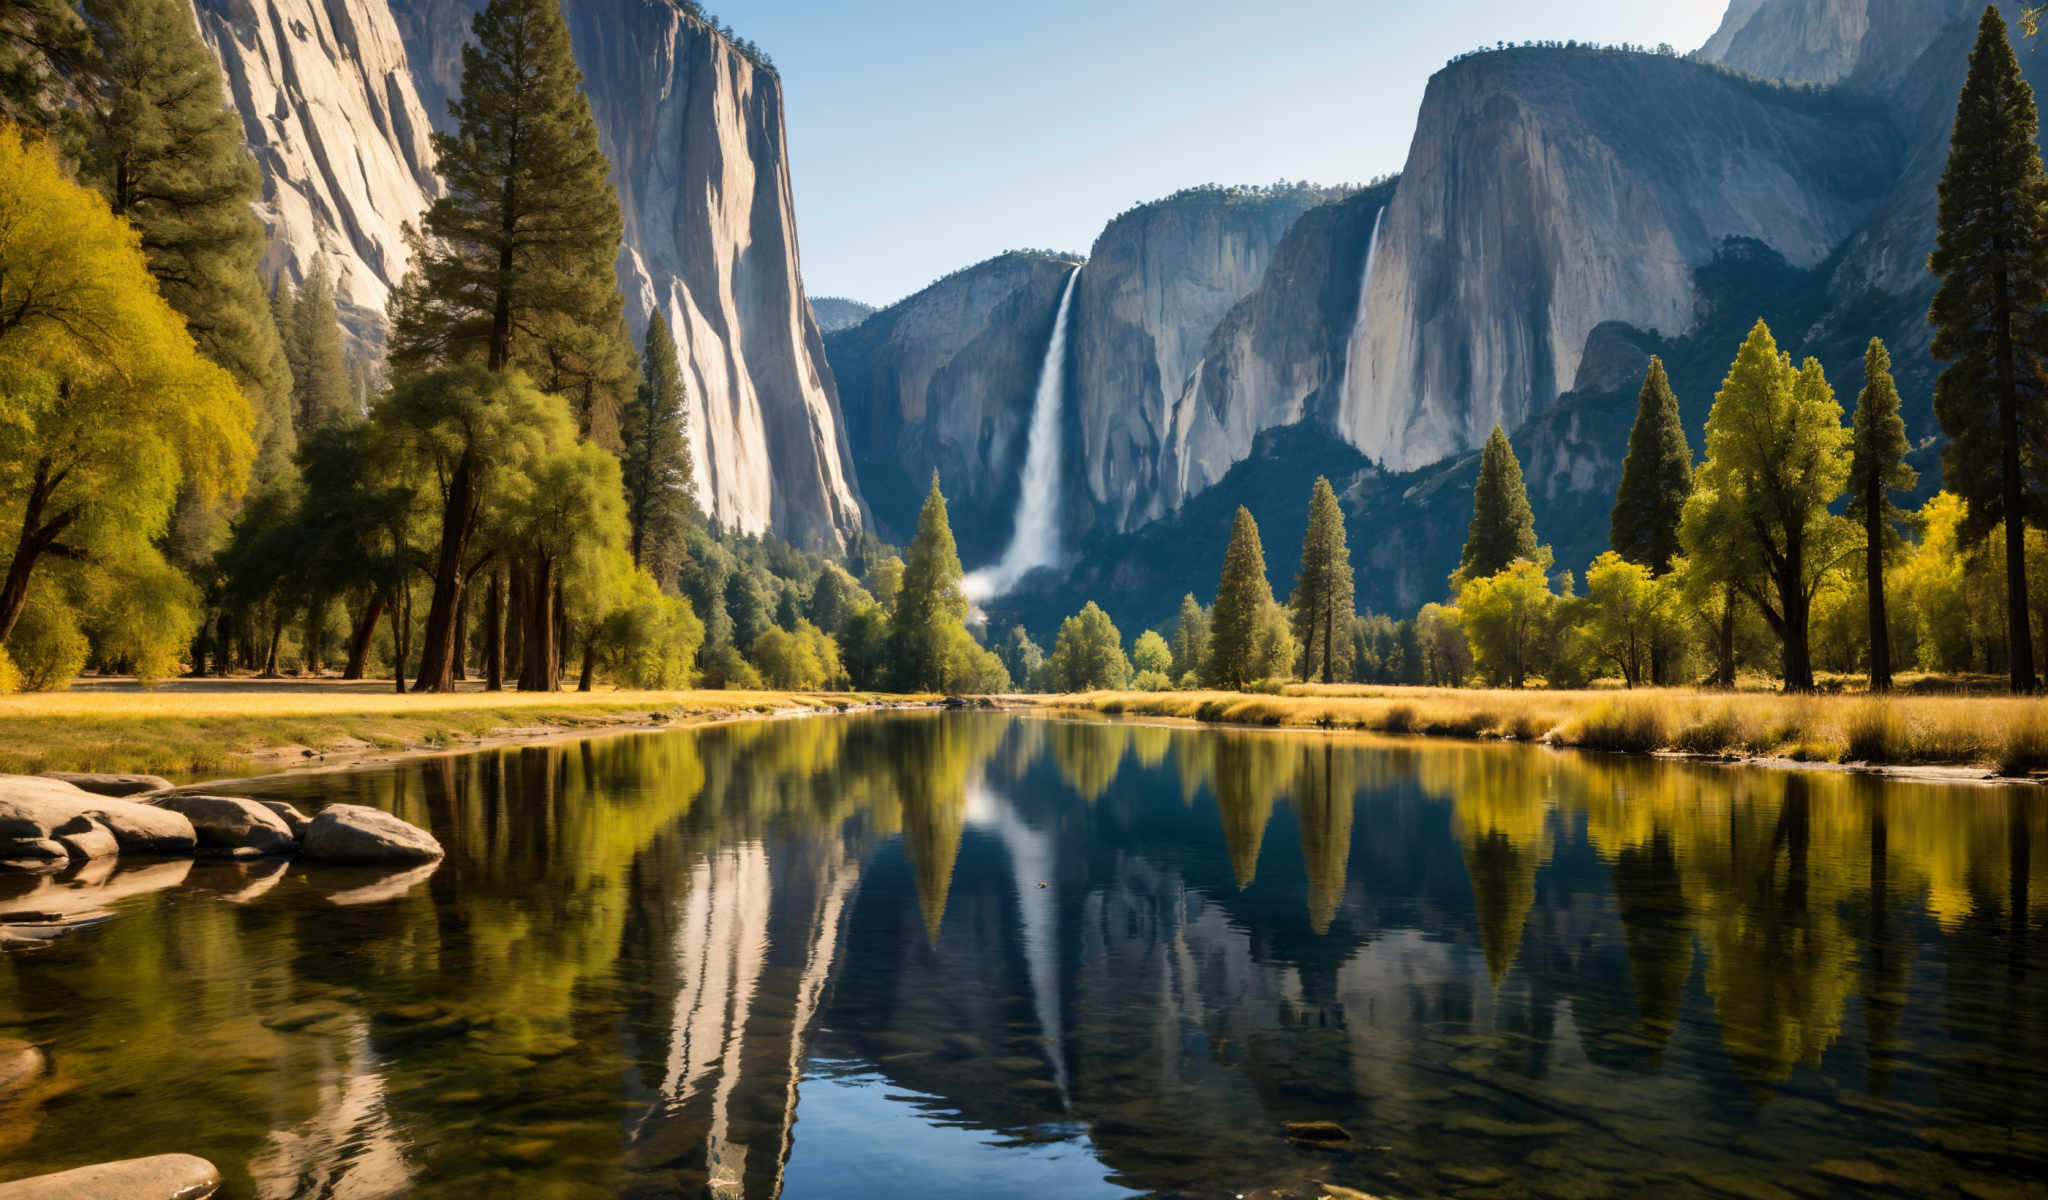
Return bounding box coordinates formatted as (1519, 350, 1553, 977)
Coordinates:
(1285, 1121, 1353, 1144)
(37, 773, 172, 798)
(149, 796, 295, 858)
(0, 1153, 220, 1198)
(301, 805, 443, 865)
(257, 802, 311, 840)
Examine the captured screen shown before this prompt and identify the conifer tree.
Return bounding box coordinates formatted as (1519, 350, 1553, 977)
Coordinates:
(1, 0, 90, 143)
(1455, 426, 1538, 588)
(1929, 5, 2048, 692)
(889, 475, 970, 689)
(1205, 507, 1277, 691)
(387, 0, 635, 690)
(1609, 356, 1693, 576)
(1169, 592, 1208, 679)
(1848, 339, 1917, 692)
(1289, 476, 1356, 683)
(622, 314, 695, 589)
(82, 0, 293, 476)
(288, 259, 352, 430)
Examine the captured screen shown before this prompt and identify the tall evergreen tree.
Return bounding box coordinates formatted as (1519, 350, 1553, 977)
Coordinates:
(1289, 476, 1356, 683)
(1848, 339, 1917, 693)
(1205, 507, 1277, 691)
(1455, 426, 1538, 588)
(1169, 592, 1209, 679)
(889, 475, 969, 689)
(1610, 356, 1693, 576)
(621, 314, 695, 589)
(288, 259, 352, 430)
(82, 0, 293, 476)
(1, 0, 90, 142)
(1929, 5, 2048, 692)
(387, 0, 634, 690)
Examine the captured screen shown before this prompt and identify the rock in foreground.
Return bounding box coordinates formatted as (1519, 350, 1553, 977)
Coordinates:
(302, 805, 444, 865)
(0, 1153, 219, 1198)
(36, 774, 172, 798)
(149, 796, 295, 858)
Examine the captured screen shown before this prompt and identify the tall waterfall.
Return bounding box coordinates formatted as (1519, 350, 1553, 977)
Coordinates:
(1338, 205, 1386, 403)
(964, 266, 1081, 603)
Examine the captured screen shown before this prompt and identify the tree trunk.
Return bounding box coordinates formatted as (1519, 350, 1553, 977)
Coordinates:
(344, 592, 388, 681)
(1996, 257, 2038, 692)
(1716, 585, 1737, 689)
(578, 635, 595, 693)
(452, 584, 470, 683)
(484, 571, 504, 692)
(1780, 533, 1815, 693)
(552, 580, 568, 687)
(412, 455, 481, 693)
(389, 586, 408, 694)
(519, 556, 558, 692)
(1866, 483, 1893, 693)
(261, 611, 284, 677)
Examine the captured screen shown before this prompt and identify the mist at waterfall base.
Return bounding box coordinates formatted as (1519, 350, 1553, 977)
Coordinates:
(964, 267, 1082, 605)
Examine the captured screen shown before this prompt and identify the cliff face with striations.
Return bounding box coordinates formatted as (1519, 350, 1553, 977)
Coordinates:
(192, 0, 440, 345)
(825, 254, 1080, 561)
(197, 0, 865, 549)
(1340, 49, 1898, 472)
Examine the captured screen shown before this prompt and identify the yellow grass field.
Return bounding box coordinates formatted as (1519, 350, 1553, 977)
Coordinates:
(1047, 684, 2048, 775)
(0, 684, 902, 778)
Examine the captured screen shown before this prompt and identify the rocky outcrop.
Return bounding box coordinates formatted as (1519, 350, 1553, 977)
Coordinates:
(1697, 0, 1979, 93)
(38, 773, 171, 798)
(152, 795, 298, 858)
(826, 253, 1080, 557)
(810, 298, 875, 334)
(1074, 186, 1348, 529)
(192, 0, 440, 347)
(1340, 48, 1898, 472)
(302, 803, 445, 863)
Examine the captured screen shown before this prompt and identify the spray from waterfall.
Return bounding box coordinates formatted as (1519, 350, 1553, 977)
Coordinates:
(1338, 205, 1387, 402)
(963, 266, 1081, 604)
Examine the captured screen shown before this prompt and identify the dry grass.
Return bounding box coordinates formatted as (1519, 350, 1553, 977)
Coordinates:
(0, 686, 898, 777)
(1045, 684, 2048, 773)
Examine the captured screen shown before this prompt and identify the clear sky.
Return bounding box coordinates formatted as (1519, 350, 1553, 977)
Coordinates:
(721, 0, 1735, 308)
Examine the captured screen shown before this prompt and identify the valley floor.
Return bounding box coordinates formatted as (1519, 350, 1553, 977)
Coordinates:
(0, 681, 913, 778)
(1045, 684, 2048, 779)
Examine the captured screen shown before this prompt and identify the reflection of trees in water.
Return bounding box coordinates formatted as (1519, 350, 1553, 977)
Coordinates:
(1294, 744, 1356, 936)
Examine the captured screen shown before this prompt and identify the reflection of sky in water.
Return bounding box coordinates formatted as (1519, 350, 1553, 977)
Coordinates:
(0, 712, 2045, 1199)
(781, 1063, 1134, 1199)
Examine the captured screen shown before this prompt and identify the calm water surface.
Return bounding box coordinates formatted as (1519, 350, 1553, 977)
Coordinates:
(1, 712, 2045, 1198)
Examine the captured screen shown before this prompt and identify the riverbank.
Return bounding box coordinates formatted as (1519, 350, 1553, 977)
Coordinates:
(1042, 685, 2048, 778)
(0, 685, 919, 778)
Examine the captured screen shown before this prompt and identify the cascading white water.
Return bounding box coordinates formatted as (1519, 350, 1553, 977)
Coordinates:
(963, 266, 1082, 604)
(1338, 206, 1386, 402)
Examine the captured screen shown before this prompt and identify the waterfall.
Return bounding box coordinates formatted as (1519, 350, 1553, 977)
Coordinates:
(1338, 205, 1386, 403)
(963, 266, 1081, 604)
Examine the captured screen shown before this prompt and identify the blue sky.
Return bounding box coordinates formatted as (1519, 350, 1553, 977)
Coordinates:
(729, 0, 1734, 307)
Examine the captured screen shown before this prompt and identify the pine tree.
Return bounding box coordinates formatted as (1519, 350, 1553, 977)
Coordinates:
(288, 259, 352, 430)
(1455, 426, 1538, 588)
(1610, 356, 1693, 576)
(1, 0, 91, 142)
(1169, 592, 1208, 679)
(1848, 339, 1917, 693)
(1204, 507, 1277, 691)
(387, 0, 635, 690)
(1929, 5, 2048, 692)
(1289, 476, 1356, 683)
(82, 0, 293, 477)
(889, 475, 969, 689)
(621, 314, 695, 589)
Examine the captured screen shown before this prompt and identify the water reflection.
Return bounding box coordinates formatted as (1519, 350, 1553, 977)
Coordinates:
(0, 713, 2042, 1198)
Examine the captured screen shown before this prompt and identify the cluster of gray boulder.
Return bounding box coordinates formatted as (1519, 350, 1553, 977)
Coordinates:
(0, 773, 443, 873)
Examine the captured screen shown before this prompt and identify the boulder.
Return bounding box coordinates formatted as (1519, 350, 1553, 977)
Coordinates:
(257, 801, 311, 839)
(37, 773, 173, 798)
(0, 1040, 43, 1097)
(148, 796, 294, 857)
(0, 1153, 220, 1199)
(0, 777, 98, 840)
(0, 838, 67, 870)
(52, 818, 117, 862)
(79, 801, 195, 857)
(301, 805, 443, 865)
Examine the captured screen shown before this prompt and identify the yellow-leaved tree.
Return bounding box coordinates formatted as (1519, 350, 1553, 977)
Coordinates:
(0, 125, 250, 683)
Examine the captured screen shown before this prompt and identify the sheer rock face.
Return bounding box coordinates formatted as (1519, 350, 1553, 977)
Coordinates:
(1340, 49, 1898, 472)
(193, 0, 440, 344)
(1072, 191, 1335, 531)
(200, 0, 864, 549)
(1698, 0, 1979, 93)
(826, 255, 1079, 561)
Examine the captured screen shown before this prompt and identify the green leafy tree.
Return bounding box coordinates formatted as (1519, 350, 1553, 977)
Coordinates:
(1289, 476, 1356, 683)
(1169, 593, 1209, 679)
(806, 565, 872, 638)
(1414, 603, 1471, 687)
(498, 439, 629, 691)
(0, 128, 250, 652)
(1847, 339, 1918, 692)
(1454, 558, 1555, 689)
(596, 578, 703, 689)
(1578, 552, 1684, 688)
(622, 314, 695, 589)
(1610, 356, 1693, 576)
(1455, 426, 1538, 589)
(1047, 602, 1133, 693)
(1132, 630, 1172, 676)
(82, 0, 293, 476)
(1928, 5, 2048, 692)
(388, 0, 633, 434)
(287, 259, 352, 431)
(1680, 322, 1854, 692)
(997, 625, 1044, 690)
(1204, 507, 1277, 690)
(889, 476, 971, 690)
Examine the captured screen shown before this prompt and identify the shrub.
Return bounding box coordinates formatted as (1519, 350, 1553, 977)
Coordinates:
(1842, 701, 1905, 764)
(1998, 706, 2048, 775)
(8, 598, 88, 692)
(701, 644, 763, 690)
(1672, 708, 1743, 755)
(1133, 669, 1172, 692)
(1378, 703, 1417, 734)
